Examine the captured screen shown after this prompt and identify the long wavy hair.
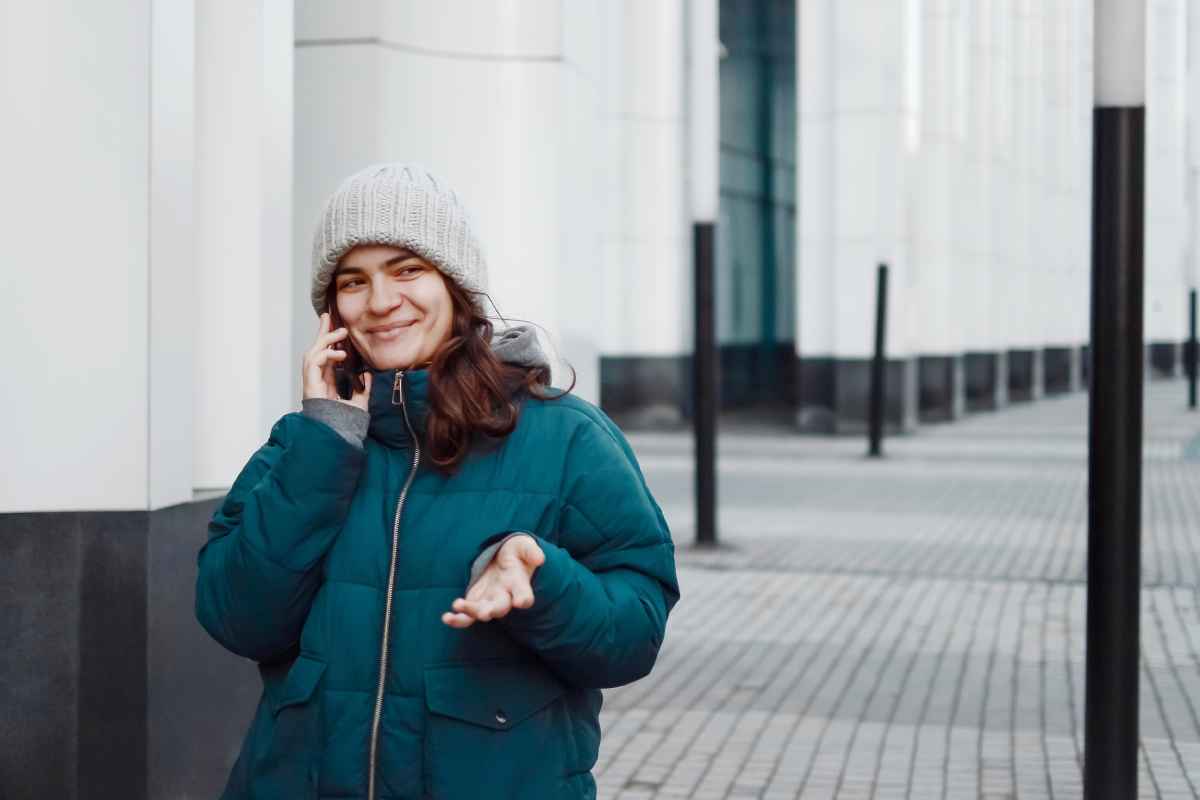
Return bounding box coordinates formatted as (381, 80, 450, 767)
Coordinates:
(325, 272, 575, 474)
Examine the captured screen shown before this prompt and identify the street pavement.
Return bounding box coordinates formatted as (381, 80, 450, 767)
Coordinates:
(595, 380, 1200, 799)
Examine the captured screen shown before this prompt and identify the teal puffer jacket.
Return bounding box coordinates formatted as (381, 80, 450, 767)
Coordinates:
(195, 361, 680, 799)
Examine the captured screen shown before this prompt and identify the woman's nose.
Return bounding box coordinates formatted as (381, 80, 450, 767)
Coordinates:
(368, 283, 404, 316)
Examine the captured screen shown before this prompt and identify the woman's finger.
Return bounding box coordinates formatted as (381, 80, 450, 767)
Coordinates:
(441, 611, 474, 629)
(502, 572, 534, 609)
(309, 347, 347, 371)
(457, 595, 510, 622)
(516, 537, 545, 569)
(309, 327, 349, 355)
(510, 582, 535, 609)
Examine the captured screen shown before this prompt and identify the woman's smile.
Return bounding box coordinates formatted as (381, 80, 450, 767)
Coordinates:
(367, 320, 417, 340)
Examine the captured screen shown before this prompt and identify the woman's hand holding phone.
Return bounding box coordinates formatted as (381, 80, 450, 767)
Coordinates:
(303, 311, 372, 410)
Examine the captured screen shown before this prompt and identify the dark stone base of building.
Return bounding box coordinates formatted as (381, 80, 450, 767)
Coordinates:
(599, 354, 691, 429)
(594, 340, 1200, 433)
(965, 351, 1008, 411)
(599, 344, 798, 430)
(1149, 341, 1179, 378)
(1007, 348, 1045, 403)
(1, 501, 255, 800)
(795, 356, 918, 434)
(1042, 346, 1079, 395)
(918, 355, 965, 422)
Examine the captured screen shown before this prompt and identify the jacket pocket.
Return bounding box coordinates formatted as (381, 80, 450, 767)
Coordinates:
(424, 660, 572, 798)
(252, 654, 326, 799)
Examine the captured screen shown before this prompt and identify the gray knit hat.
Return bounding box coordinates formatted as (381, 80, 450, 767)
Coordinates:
(310, 162, 489, 315)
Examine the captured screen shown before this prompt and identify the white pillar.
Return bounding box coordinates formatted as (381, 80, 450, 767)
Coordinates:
(797, 0, 836, 358)
(991, 2, 1017, 360)
(1189, 0, 1200, 293)
(963, 0, 995, 356)
(1, 1, 151, 511)
(149, 0, 197, 509)
(688, 0, 719, 225)
(798, 0, 910, 361)
(1144, 0, 1189, 348)
(194, 0, 294, 490)
(597, 1, 689, 358)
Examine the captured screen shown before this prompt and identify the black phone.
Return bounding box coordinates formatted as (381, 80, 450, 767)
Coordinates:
(327, 301, 367, 400)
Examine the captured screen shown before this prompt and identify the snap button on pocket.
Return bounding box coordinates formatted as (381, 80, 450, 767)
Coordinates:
(495, 709, 508, 725)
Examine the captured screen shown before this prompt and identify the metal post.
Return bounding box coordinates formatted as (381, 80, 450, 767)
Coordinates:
(868, 264, 888, 457)
(688, 0, 719, 547)
(694, 223, 717, 546)
(1087, 2, 1145, 790)
(1188, 289, 1197, 409)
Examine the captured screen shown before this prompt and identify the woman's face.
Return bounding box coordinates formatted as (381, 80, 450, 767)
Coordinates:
(333, 244, 454, 371)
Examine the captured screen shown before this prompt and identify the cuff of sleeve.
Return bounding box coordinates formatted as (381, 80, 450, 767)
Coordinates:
(468, 532, 535, 588)
(302, 398, 369, 448)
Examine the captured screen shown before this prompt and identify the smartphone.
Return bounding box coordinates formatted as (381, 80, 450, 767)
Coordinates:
(327, 301, 367, 400)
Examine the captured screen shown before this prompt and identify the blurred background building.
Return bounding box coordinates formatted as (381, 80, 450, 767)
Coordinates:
(3, 1, 1200, 797)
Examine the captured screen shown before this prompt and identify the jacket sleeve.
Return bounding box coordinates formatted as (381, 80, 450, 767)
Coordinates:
(195, 412, 366, 662)
(486, 413, 680, 689)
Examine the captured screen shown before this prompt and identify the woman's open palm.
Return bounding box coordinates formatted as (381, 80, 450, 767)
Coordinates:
(442, 535, 545, 628)
(302, 311, 371, 410)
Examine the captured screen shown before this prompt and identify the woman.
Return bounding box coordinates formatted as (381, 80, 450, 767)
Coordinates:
(195, 163, 680, 800)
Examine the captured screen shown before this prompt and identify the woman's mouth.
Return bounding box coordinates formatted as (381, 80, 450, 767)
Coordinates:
(368, 321, 416, 340)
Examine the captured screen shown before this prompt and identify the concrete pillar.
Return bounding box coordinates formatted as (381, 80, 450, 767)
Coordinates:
(1189, 0, 1200, 305)
(595, 0, 689, 425)
(963, 1, 1003, 414)
(195, 0, 294, 489)
(1144, 0, 1189, 360)
(796, 0, 916, 433)
(989, 1, 1016, 410)
(0, 3, 247, 798)
(3, 3, 151, 512)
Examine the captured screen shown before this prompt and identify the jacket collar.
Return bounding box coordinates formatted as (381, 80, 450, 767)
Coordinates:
(364, 325, 548, 449)
(365, 365, 430, 449)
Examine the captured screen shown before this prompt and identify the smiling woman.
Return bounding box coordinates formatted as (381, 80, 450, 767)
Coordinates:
(196, 162, 681, 800)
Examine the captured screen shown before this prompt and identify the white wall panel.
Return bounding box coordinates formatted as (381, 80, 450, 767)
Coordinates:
(1, 0, 151, 511)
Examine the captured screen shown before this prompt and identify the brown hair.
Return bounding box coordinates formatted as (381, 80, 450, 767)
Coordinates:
(324, 270, 575, 474)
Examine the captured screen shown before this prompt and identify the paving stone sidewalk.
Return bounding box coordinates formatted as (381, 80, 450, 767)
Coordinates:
(596, 381, 1200, 799)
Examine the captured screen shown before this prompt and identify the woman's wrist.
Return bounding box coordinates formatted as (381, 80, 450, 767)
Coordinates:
(468, 532, 535, 588)
(301, 398, 370, 448)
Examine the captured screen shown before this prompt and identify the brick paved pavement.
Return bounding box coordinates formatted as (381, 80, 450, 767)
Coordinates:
(596, 381, 1200, 799)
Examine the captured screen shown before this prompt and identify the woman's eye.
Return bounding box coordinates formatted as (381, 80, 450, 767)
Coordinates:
(398, 266, 424, 277)
(339, 279, 363, 289)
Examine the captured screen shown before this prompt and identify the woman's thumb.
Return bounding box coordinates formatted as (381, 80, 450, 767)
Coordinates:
(351, 371, 373, 408)
(520, 537, 545, 567)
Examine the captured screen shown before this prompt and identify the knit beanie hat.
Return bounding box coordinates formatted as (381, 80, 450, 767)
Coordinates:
(310, 162, 489, 315)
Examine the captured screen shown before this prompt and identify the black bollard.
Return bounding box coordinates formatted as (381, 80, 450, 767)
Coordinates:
(694, 222, 717, 546)
(1086, 106, 1144, 800)
(1188, 289, 1197, 409)
(868, 264, 888, 457)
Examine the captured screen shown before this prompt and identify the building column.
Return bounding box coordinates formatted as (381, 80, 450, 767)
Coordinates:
(0, 1, 246, 797)
(595, 1, 690, 425)
(195, 0, 295, 489)
(964, 0, 1006, 413)
(1144, 0, 1189, 377)
(796, 0, 916, 434)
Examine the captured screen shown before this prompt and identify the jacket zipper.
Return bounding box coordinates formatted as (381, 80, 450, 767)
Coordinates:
(367, 369, 421, 800)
